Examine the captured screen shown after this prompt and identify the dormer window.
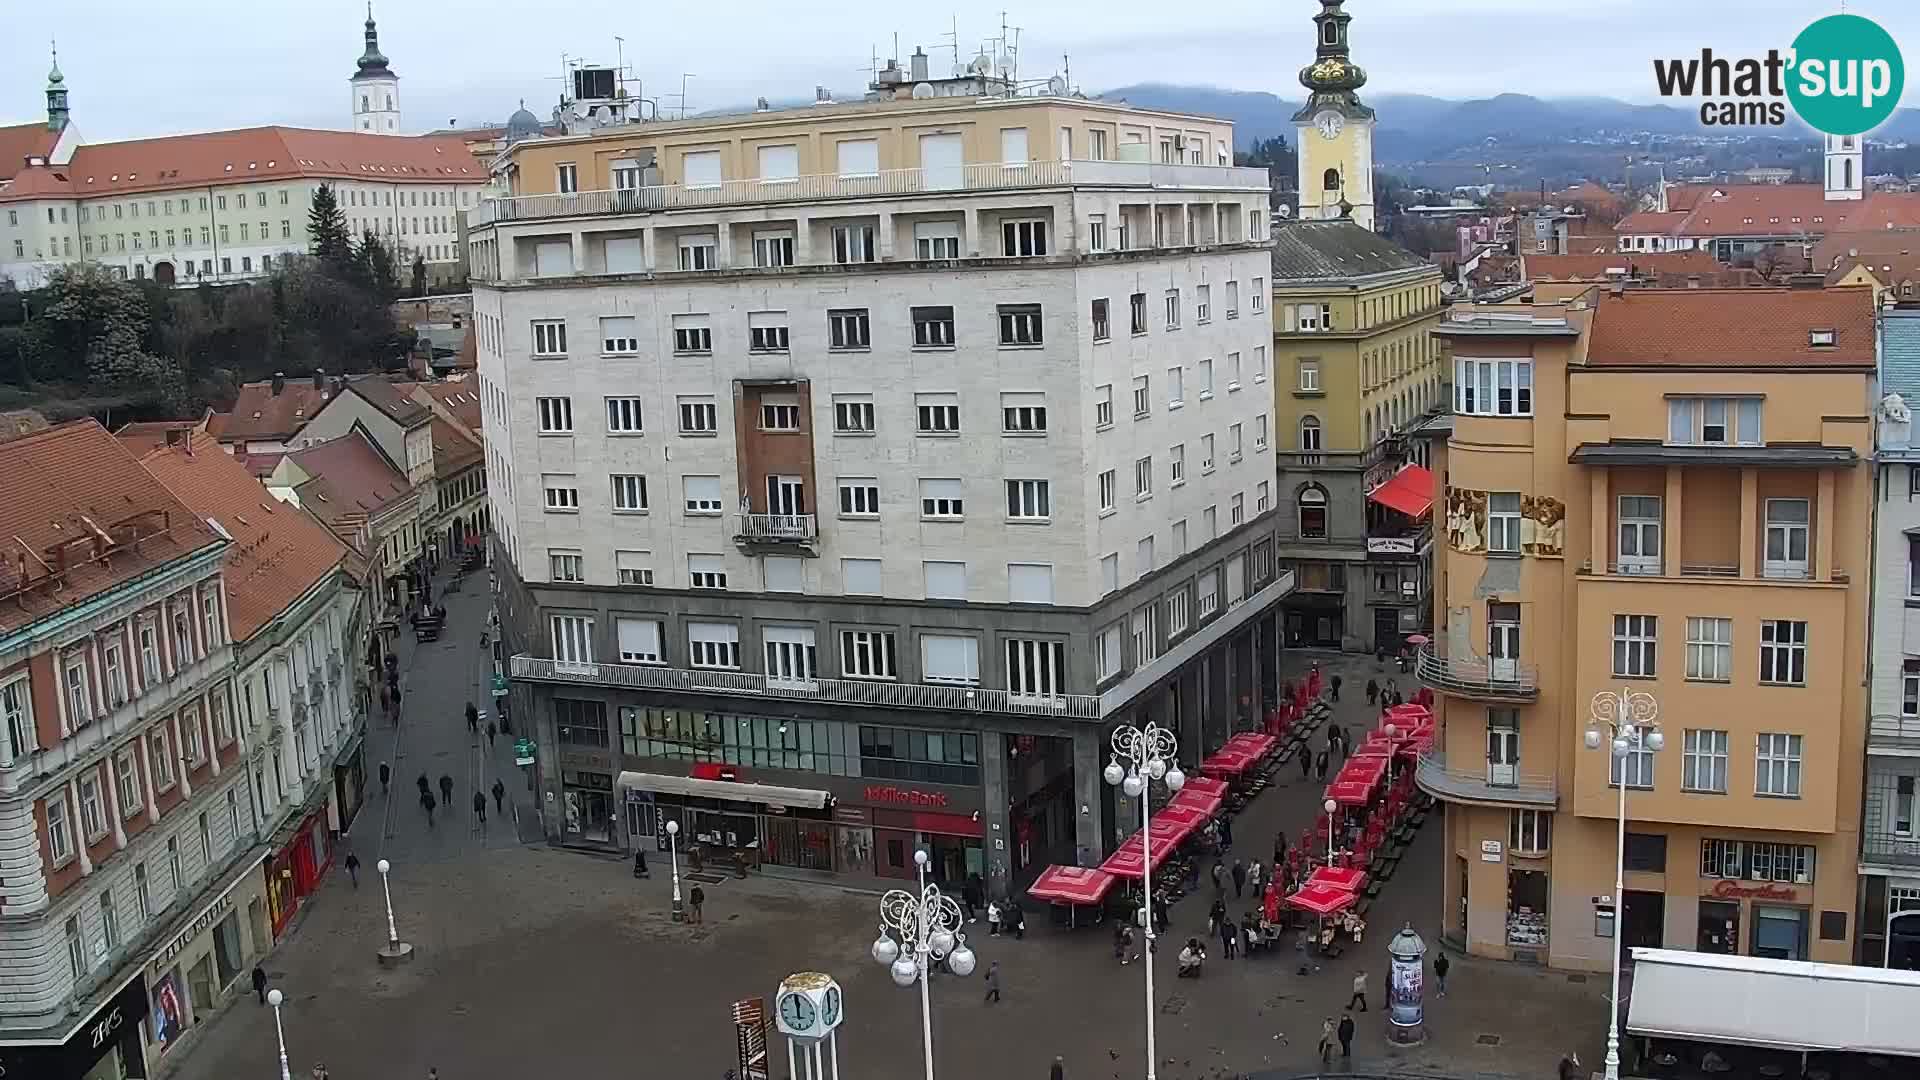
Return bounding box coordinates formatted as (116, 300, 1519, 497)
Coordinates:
(1809, 329, 1837, 348)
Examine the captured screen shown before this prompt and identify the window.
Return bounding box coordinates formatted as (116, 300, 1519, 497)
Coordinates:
(1002, 394, 1047, 433)
(677, 234, 718, 271)
(1231, 493, 1245, 525)
(78, 772, 106, 840)
(1198, 358, 1215, 399)
(605, 397, 644, 434)
(921, 634, 981, 684)
(1195, 284, 1211, 323)
(1906, 659, 1920, 717)
(1668, 397, 1761, 446)
(64, 657, 91, 727)
(532, 320, 568, 356)
(614, 552, 654, 588)
(1755, 733, 1804, 797)
(1095, 385, 1113, 428)
(920, 478, 965, 519)
(543, 476, 580, 512)
(840, 631, 898, 680)
(1006, 639, 1066, 699)
(1685, 617, 1732, 682)
(1091, 298, 1110, 342)
(1613, 614, 1658, 678)
(547, 549, 584, 583)
(1134, 456, 1153, 498)
(834, 397, 875, 433)
(599, 316, 636, 354)
(537, 396, 574, 433)
(684, 476, 723, 514)
(1617, 495, 1662, 572)
(1132, 604, 1162, 664)
(1455, 358, 1534, 417)
(555, 699, 609, 748)
(916, 395, 960, 434)
(0, 676, 33, 765)
(752, 230, 795, 268)
(1229, 423, 1244, 461)
(1201, 434, 1216, 473)
(65, 917, 83, 979)
(201, 592, 222, 651)
(842, 559, 882, 595)
(912, 306, 956, 347)
(556, 163, 579, 193)
(832, 224, 877, 264)
(760, 398, 801, 431)
(1610, 726, 1657, 789)
(1257, 481, 1271, 513)
(998, 304, 1042, 346)
(923, 561, 968, 600)
(678, 397, 718, 434)
(828, 309, 870, 350)
(1130, 292, 1147, 334)
(1136, 536, 1156, 575)
(688, 554, 728, 590)
(1683, 729, 1729, 793)
(913, 221, 960, 260)
(1006, 479, 1051, 520)
(115, 752, 140, 817)
(1164, 289, 1181, 329)
(1170, 444, 1186, 485)
(1510, 810, 1551, 856)
(1897, 775, 1917, 837)
(1098, 470, 1117, 513)
(46, 791, 76, 864)
(764, 556, 804, 593)
(1167, 367, 1185, 408)
(1759, 620, 1807, 685)
(610, 474, 649, 513)
(1251, 279, 1265, 312)
(1002, 219, 1049, 257)
(1290, 303, 1330, 331)
(763, 627, 817, 686)
(1764, 499, 1810, 578)
(838, 478, 880, 517)
(1299, 359, 1321, 392)
(749, 317, 790, 353)
(1624, 833, 1667, 872)
(150, 729, 175, 790)
(672, 316, 712, 354)
(550, 615, 594, 665)
(1008, 563, 1054, 604)
(1488, 493, 1522, 553)
(1254, 415, 1269, 452)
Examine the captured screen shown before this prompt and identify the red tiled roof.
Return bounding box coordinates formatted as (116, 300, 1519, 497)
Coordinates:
(1812, 228, 1920, 285)
(0, 126, 483, 203)
(214, 377, 335, 444)
(1663, 185, 1708, 212)
(1523, 252, 1720, 280)
(285, 432, 412, 526)
(1615, 210, 1691, 235)
(0, 421, 220, 633)
(0, 121, 59, 183)
(413, 380, 482, 432)
(112, 419, 203, 457)
(1675, 185, 1840, 238)
(428, 417, 482, 478)
(132, 433, 348, 642)
(347, 377, 431, 427)
(1587, 287, 1875, 368)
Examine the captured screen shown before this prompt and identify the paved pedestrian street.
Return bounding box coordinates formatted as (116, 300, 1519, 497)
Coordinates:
(165, 650, 1606, 1080)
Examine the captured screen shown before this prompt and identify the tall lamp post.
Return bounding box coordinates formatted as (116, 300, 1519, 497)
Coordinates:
(1586, 687, 1662, 1080)
(373, 858, 413, 965)
(1103, 721, 1185, 1080)
(266, 988, 292, 1080)
(666, 818, 685, 921)
(870, 849, 975, 1080)
(1323, 797, 1339, 865)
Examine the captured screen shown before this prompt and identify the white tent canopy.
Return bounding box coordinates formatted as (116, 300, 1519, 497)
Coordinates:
(1626, 947, 1920, 1058)
(617, 771, 830, 810)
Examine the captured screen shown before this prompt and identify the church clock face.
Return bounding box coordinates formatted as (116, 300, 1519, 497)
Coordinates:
(1315, 110, 1345, 141)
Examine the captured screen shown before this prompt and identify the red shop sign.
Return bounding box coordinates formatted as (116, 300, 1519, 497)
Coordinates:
(863, 784, 951, 808)
(1707, 879, 1803, 902)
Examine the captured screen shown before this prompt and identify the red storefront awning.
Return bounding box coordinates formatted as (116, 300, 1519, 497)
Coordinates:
(1368, 464, 1436, 519)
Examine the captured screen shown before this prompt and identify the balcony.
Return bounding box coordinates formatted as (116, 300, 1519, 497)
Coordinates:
(511, 655, 1101, 720)
(1274, 444, 1395, 472)
(1871, 715, 1920, 751)
(1415, 644, 1539, 701)
(1862, 835, 1920, 870)
(733, 514, 818, 553)
(1415, 750, 1558, 807)
(472, 161, 1273, 226)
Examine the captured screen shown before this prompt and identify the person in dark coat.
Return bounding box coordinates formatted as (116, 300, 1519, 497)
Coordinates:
(1365, 678, 1379, 705)
(1210, 861, 1227, 896)
(472, 790, 487, 825)
(962, 873, 984, 922)
(378, 761, 390, 794)
(420, 790, 436, 826)
(1300, 743, 1314, 779)
(1049, 1056, 1065, 1080)
(1315, 750, 1331, 781)
(1218, 814, 1233, 849)
(1337, 1011, 1356, 1058)
(343, 852, 360, 887)
(1330, 674, 1342, 701)
(1231, 859, 1247, 898)
(465, 701, 479, 734)
(491, 778, 506, 814)
(438, 774, 453, 805)
(1208, 896, 1227, 938)
(252, 964, 268, 1004)
(416, 774, 429, 795)
(1219, 915, 1238, 959)
(634, 847, 650, 877)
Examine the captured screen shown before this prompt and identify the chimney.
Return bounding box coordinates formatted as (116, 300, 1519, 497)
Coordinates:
(313, 367, 327, 391)
(911, 47, 930, 82)
(271, 372, 286, 395)
(1609, 278, 1626, 297)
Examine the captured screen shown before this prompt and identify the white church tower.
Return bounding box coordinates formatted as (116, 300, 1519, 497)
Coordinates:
(349, 4, 400, 134)
(1824, 133, 1862, 201)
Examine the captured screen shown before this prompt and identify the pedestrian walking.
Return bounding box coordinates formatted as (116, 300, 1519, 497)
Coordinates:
(379, 761, 390, 795)
(983, 960, 1002, 1003)
(312, 1065, 330, 1080)
(1274, 832, 1288, 867)
(1151, 890, 1171, 937)
(1434, 952, 1450, 997)
(688, 884, 705, 924)
(1315, 750, 1330, 782)
(1218, 814, 1233, 849)
(1330, 674, 1342, 701)
(252, 964, 268, 1004)
(466, 701, 479, 735)
(1337, 1011, 1355, 1058)
(1299, 743, 1314, 779)
(1248, 859, 1265, 893)
(1318, 1017, 1335, 1064)
(438, 774, 453, 805)
(473, 790, 487, 826)
(344, 852, 360, 888)
(486, 720, 497, 749)
(1208, 896, 1227, 939)
(963, 873, 984, 922)
(1010, 899, 1026, 939)
(1556, 1055, 1581, 1080)
(987, 898, 1002, 936)
(491, 778, 506, 814)
(1220, 916, 1238, 959)
(1114, 920, 1135, 965)
(1349, 969, 1369, 1011)
(1365, 678, 1378, 705)
(1049, 1055, 1065, 1080)
(1210, 860, 1227, 896)
(416, 773, 429, 795)
(420, 790, 437, 826)
(634, 848, 650, 877)
(1231, 858, 1247, 898)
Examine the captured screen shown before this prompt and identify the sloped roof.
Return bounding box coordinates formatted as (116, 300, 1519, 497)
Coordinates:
(413, 379, 482, 432)
(1523, 251, 1720, 281)
(0, 121, 59, 183)
(1813, 228, 1920, 287)
(1615, 210, 1691, 236)
(132, 432, 348, 642)
(0, 409, 52, 444)
(0, 421, 221, 634)
(0, 126, 482, 203)
(112, 419, 203, 456)
(349, 377, 432, 427)
(1269, 220, 1435, 282)
(286, 431, 412, 525)
(215, 378, 334, 443)
(1883, 312, 1920, 406)
(428, 417, 482, 478)
(1587, 287, 1875, 369)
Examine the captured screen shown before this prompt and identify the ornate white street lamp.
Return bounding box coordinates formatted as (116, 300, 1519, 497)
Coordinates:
(374, 858, 413, 965)
(266, 988, 292, 1080)
(870, 848, 975, 1080)
(1103, 721, 1185, 1080)
(1586, 687, 1663, 1080)
(667, 818, 685, 921)
(1324, 797, 1339, 864)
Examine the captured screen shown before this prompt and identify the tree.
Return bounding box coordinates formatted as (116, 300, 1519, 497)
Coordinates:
(308, 183, 352, 265)
(354, 232, 400, 304)
(411, 254, 427, 297)
(35, 264, 184, 406)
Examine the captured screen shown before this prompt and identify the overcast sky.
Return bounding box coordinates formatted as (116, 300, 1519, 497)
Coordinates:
(4, 1, 1917, 142)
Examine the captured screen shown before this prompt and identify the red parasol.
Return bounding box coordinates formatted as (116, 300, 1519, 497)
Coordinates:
(1156, 803, 1208, 833)
(1182, 775, 1229, 798)
(1098, 839, 1172, 880)
(1168, 787, 1224, 816)
(1027, 865, 1118, 905)
(1325, 778, 1373, 806)
(1200, 747, 1258, 777)
(1286, 882, 1358, 916)
(1308, 865, 1367, 892)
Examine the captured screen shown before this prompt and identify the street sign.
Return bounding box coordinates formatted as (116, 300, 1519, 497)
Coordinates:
(491, 673, 509, 698)
(514, 738, 536, 767)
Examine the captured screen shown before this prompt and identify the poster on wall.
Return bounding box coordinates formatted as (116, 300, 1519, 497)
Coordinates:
(151, 969, 188, 1052)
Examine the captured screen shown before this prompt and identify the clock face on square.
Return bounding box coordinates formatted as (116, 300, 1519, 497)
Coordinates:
(821, 986, 841, 1027)
(779, 992, 817, 1033)
(1315, 110, 1345, 141)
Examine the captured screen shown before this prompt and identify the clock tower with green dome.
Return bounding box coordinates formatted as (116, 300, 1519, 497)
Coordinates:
(1293, 0, 1376, 230)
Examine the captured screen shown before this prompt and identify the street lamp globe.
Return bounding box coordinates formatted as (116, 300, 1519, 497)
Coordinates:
(929, 928, 956, 956)
(913, 848, 930, 869)
(890, 955, 919, 987)
(1323, 798, 1337, 816)
(1165, 766, 1186, 791)
(1122, 773, 1145, 799)
(1145, 757, 1167, 780)
(1612, 734, 1631, 756)
(1584, 726, 1603, 750)
(1645, 729, 1666, 752)
(267, 989, 283, 1007)
(666, 819, 679, 837)
(1385, 724, 1398, 741)
(1103, 761, 1125, 787)
(872, 933, 900, 966)
(948, 943, 977, 976)
(376, 858, 390, 874)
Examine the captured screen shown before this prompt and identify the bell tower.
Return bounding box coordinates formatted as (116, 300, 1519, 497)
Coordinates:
(1292, 0, 1376, 230)
(45, 44, 69, 133)
(350, 3, 402, 135)
(1824, 133, 1863, 201)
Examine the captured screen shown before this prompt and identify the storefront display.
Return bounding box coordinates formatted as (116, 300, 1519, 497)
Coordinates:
(264, 807, 332, 940)
(1506, 868, 1548, 949)
(0, 973, 150, 1080)
(562, 770, 615, 844)
(1752, 904, 1809, 960)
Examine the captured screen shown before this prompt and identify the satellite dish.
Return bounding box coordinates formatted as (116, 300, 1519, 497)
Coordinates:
(1047, 75, 1067, 95)
(1277, 204, 1293, 219)
(910, 82, 934, 100)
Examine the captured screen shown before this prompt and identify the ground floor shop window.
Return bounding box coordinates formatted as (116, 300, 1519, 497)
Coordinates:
(563, 770, 614, 842)
(1697, 899, 1739, 954)
(1506, 868, 1548, 949)
(1751, 904, 1808, 960)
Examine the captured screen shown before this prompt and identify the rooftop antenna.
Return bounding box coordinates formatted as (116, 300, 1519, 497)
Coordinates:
(1011, 24, 1022, 91)
(614, 35, 625, 98)
(944, 15, 961, 77)
(1063, 52, 1071, 95)
(675, 73, 696, 119)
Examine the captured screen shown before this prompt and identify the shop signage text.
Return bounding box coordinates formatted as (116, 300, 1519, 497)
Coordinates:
(1367, 537, 1418, 555)
(151, 893, 235, 971)
(1707, 879, 1802, 902)
(863, 785, 951, 808)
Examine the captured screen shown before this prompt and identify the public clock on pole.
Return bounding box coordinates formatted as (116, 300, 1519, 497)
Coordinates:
(1315, 110, 1345, 140)
(774, 972, 843, 1040)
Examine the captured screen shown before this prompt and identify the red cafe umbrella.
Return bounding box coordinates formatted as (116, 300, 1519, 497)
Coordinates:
(1286, 882, 1358, 916)
(1099, 837, 1172, 880)
(1156, 803, 1208, 834)
(1325, 778, 1373, 806)
(1028, 865, 1118, 906)
(1308, 865, 1367, 892)
(1168, 787, 1224, 816)
(1148, 816, 1194, 847)
(1182, 775, 1229, 798)
(1403, 633, 1430, 646)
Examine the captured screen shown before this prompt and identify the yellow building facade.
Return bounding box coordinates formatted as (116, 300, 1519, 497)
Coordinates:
(1419, 286, 1875, 970)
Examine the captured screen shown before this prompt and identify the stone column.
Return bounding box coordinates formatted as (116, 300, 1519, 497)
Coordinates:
(1738, 468, 1759, 578)
(1071, 726, 1104, 865)
(69, 784, 92, 876)
(980, 728, 1012, 899)
(138, 731, 160, 822)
